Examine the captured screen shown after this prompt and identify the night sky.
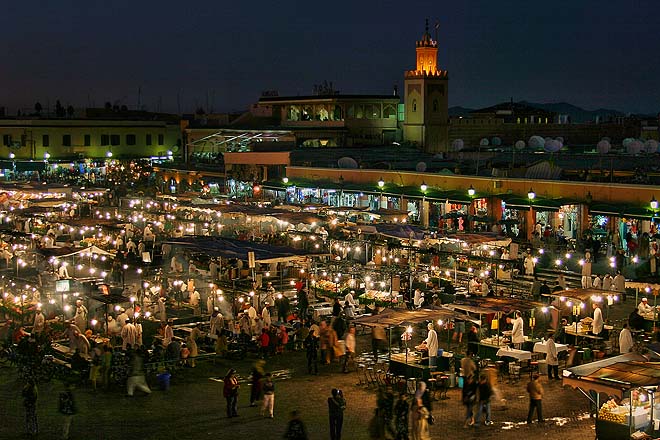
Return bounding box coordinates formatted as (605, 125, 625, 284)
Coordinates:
(2, 0, 659, 115)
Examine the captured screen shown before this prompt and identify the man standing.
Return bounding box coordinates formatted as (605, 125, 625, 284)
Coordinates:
(223, 368, 240, 418)
(418, 323, 438, 370)
(592, 274, 602, 289)
(121, 319, 138, 350)
(74, 300, 88, 331)
(603, 273, 613, 291)
(526, 374, 544, 424)
(613, 271, 626, 297)
(261, 373, 275, 418)
(304, 329, 319, 375)
(511, 311, 525, 349)
(342, 326, 355, 373)
(328, 389, 346, 440)
(591, 303, 603, 336)
(33, 308, 45, 337)
(619, 323, 634, 354)
(546, 334, 560, 380)
(189, 289, 201, 316)
(59, 385, 77, 440)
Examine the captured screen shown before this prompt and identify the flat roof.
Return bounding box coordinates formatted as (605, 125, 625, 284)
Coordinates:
(258, 94, 400, 103)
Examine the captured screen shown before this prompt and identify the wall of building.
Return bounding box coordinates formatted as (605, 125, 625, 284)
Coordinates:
(285, 166, 659, 206)
(0, 119, 181, 159)
(448, 119, 638, 147)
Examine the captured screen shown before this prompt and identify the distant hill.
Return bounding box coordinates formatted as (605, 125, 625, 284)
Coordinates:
(448, 106, 474, 117)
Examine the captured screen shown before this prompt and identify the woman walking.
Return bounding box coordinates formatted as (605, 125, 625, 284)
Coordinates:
(410, 397, 430, 440)
(22, 380, 38, 438)
(462, 375, 478, 427)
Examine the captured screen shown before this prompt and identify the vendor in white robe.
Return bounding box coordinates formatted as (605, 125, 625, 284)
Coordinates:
(262, 306, 272, 327)
(619, 323, 634, 353)
(416, 323, 439, 369)
(510, 311, 525, 349)
(121, 319, 138, 350)
(74, 300, 88, 331)
(33, 309, 45, 335)
(638, 297, 654, 318)
(344, 290, 357, 307)
(591, 303, 603, 336)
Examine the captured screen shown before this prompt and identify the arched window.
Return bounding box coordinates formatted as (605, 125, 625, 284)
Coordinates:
(433, 99, 439, 112)
(412, 99, 417, 112)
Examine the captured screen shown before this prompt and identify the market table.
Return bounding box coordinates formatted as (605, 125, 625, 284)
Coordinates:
(389, 352, 432, 380)
(533, 341, 569, 354)
(496, 346, 532, 361)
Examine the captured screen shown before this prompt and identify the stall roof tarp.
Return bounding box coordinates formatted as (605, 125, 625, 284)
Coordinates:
(38, 245, 116, 259)
(438, 233, 511, 247)
(447, 297, 546, 314)
(164, 236, 327, 263)
(354, 306, 478, 328)
(545, 288, 619, 303)
(563, 353, 654, 398)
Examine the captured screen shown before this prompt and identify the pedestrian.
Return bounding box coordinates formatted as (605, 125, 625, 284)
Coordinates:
(371, 325, 386, 360)
(126, 348, 152, 397)
(462, 374, 477, 427)
(22, 379, 38, 438)
(59, 385, 77, 440)
(261, 372, 275, 418)
(283, 410, 308, 440)
(342, 326, 356, 373)
(393, 393, 410, 440)
(328, 388, 346, 440)
(410, 397, 431, 440)
(250, 360, 265, 407)
(546, 334, 560, 380)
(304, 329, 319, 375)
(475, 374, 493, 425)
(223, 368, 240, 418)
(526, 373, 544, 424)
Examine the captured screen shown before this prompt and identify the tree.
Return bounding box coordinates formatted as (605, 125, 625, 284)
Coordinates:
(55, 100, 65, 117)
(34, 102, 42, 115)
(104, 102, 112, 111)
(66, 105, 74, 118)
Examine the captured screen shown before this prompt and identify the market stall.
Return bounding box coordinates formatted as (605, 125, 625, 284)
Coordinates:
(544, 288, 621, 346)
(563, 353, 660, 440)
(626, 282, 660, 332)
(354, 306, 474, 379)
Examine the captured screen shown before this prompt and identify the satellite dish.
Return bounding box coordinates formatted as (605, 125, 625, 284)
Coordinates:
(528, 135, 544, 149)
(597, 140, 611, 155)
(479, 138, 489, 146)
(514, 140, 526, 150)
(622, 138, 635, 148)
(643, 139, 658, 154)
(452, 139, 464, 151)
(627, 140, 643, 155)
(337, 157, 358, 169)
(491, 137, 502, 146)
(416, 162, 427, 172)
(556, 137, 564, 144)
(544, 139, 561, 153)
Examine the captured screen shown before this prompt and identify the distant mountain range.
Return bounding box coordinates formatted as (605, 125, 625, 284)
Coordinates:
(448, 101, 651, 123)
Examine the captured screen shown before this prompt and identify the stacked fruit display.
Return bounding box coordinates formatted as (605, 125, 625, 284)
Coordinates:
(598, 399, 626, 424)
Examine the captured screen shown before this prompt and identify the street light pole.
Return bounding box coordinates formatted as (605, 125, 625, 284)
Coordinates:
(378, 177, 385, 210)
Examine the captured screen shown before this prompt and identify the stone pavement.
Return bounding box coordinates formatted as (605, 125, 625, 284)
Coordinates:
(1, 337, 599, 440)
